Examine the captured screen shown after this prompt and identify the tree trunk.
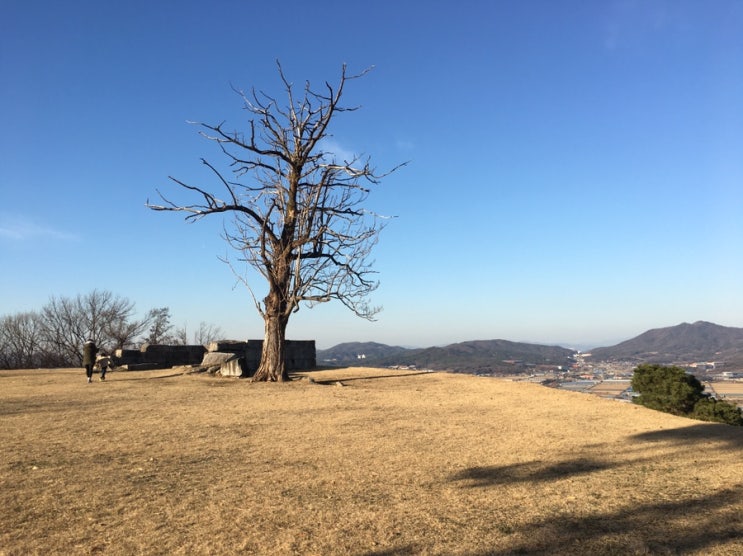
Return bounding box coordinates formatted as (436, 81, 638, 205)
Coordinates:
(252, 311, 289, 382)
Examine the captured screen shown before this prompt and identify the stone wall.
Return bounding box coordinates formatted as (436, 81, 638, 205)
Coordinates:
(204, 339, 316, 377)
(283, 340, 317, 371)
(113, 339, 316, 376)
(114, 344, 206, 370)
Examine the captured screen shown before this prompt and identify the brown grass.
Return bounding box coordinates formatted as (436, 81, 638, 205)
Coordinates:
(710, 381, 743, 404)
(587, 380, 630, 397)
(711, 383, 743, 394)
(1, 367, 742, 555)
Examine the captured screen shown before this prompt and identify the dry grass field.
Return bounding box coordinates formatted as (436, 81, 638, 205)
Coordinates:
(1, 367, 742, 555)
(708, 381, 743, 408)
(586, 380, 630, 399)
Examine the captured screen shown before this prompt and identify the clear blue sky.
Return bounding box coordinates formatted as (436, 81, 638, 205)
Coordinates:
(2, 1, 742, 349)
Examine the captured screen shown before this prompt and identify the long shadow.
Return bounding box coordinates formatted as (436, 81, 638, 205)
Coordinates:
(110, 370, 192, 381)
(360, 546, 419, 556)
(302, 371, 436, 385)
(631, 422, 743, 449)
(451, 458, 613, 487)
(480, 484, 743, 555)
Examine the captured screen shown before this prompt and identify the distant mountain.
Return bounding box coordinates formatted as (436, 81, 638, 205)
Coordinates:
(318, 339, 576, 374)
(317, 322, 743, 372)
(588, 321, 743, 366)
(317, 342, 412, 366)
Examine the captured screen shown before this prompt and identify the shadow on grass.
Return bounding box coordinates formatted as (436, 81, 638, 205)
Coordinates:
(361, 546, 419, 556)
(631, 422, 743, 449)
(451, 458, 613, 487)
(481, 484, 743, 555)
(111, 370, 192, 381)
(303, 371, 436, 385)
(451, 442, 743, 554)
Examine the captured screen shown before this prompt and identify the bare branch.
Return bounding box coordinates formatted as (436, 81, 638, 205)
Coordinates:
(149, 63, 404, 379)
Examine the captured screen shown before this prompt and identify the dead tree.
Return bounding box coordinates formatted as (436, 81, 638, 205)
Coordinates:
(148, 63, 402, 381)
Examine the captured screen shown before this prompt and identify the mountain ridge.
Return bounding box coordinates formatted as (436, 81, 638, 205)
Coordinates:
(318, 338, 576, 373)
(317, 321, 743, 372)
(587, 320, 743, 365)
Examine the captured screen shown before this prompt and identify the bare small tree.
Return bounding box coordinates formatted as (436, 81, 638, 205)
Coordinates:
(144, 307, 174, 344)
(39, 290, 144, 365)
(0, 312, 45, 369)
(173, 322, 224, 346)
(105, 317, 150, 351)
(172, 325, 189, 346)
(193, 322, 224, 346)
(149, 63, 401, 381)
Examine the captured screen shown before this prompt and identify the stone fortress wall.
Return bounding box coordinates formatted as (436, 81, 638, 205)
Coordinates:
(113, 340, 316, 377)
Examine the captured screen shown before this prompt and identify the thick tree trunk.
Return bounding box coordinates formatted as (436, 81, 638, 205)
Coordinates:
(252, 310, 290, 382)
(252, 243, 293, 381)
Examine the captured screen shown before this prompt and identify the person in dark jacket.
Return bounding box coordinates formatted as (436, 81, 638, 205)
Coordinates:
(83, 339, 98, 383)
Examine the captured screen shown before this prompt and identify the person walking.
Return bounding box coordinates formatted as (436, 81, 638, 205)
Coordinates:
(83, 339, 98, 383)
(97, 352, 111, 381)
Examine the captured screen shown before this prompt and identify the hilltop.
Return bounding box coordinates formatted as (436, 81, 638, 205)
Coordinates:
(588, 321, 743, 366)
(317, 341, 411, 364)
(1, 367, 741, 554)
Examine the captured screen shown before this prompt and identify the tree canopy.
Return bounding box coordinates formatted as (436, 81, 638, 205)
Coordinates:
(631, 364, 742, 426)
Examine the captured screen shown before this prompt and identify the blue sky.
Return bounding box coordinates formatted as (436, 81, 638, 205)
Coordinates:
(2, 0, 742, 349)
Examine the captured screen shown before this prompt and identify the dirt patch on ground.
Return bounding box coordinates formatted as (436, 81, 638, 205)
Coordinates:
(1, 367, 742, 555)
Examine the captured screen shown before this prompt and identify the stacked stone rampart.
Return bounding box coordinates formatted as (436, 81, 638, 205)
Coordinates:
(283, 340, 317, 371)
(204, 339, 316, 377)
(113, 339, 316, 376)
(114, 344, 206, 370)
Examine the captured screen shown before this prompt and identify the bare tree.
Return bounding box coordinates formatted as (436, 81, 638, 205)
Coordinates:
(0, 312, 45, 369)
(193, 322, 224, 346)
(0, 293, 168, 368)
(172, 321, 223, 345)
(40, 290, 143, 366)
(172, 324, 189, 346)
(149, 63, 402, 381)
(143, 307, 174, 344)
(105, 316, 151, 351)
(39, 295, 89, 365)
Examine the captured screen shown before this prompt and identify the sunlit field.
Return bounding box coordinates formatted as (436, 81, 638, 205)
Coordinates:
(708, 381, 743, 409)
(1, 367, 742, 555)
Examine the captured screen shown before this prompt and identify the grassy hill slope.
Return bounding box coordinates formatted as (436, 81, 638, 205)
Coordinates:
(1, 367, 742, 554)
